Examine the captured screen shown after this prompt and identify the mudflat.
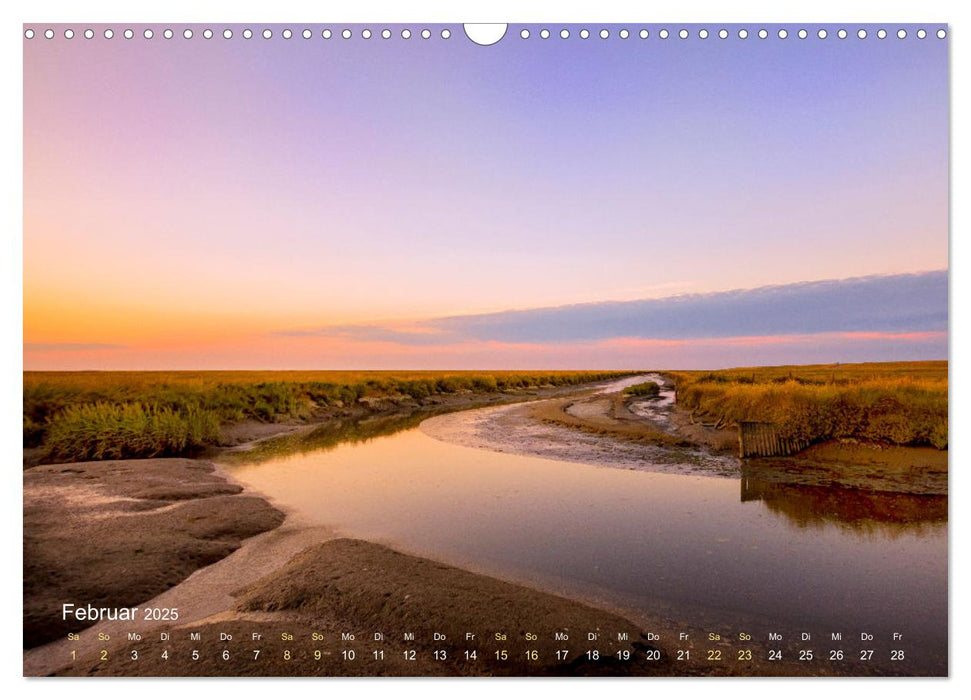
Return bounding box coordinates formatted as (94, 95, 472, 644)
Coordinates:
(23, 459, 285, 648)
(59, 538, 833, 677)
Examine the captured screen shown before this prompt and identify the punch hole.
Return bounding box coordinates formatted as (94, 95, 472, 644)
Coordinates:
(64, 29, 74, 39)
(619, 29, 629, 39)
(203, 29, 213, 39)
(163, 29, 173, 39)
(699, 29, 709, 39)
(422, 29, 431, 39)
(24, 28, 34, 39)
(124, 29, 133, 39)
(778, 28, 788, 39)
(464, 24, 507, 46)
(85, 29, 94, 39)
(243, 29, 253, 39)
(441, 29, 451, 39)
(937, 29, 946, 38)
(659, 29, 669, 39)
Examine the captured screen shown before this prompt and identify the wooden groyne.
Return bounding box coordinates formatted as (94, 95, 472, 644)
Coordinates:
(738, 421, 810, 458)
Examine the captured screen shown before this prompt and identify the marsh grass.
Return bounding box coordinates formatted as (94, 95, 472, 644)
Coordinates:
(43, 403, 222, 461)
(24, 370, 634, 460)
(624, 381, 661, 398)
(669, 362, 947, 449)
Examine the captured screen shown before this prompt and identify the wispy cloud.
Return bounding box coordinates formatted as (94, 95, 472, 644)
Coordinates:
(274, 324, 458, 346)
(24, 342, 126, 353)
(274, 271, 948, 346)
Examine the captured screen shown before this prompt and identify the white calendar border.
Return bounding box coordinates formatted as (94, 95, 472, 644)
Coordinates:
(2, 0, 965, 698)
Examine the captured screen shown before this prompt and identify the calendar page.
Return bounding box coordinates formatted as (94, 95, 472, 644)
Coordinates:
(22, 20, 948, 679)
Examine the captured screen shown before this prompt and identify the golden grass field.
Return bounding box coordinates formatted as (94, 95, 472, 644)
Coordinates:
(669, 361, 947, 449)
(23, 362, 947, 462)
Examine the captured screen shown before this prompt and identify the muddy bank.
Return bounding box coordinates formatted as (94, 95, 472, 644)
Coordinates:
(508, 375, 946, 496)
(420, 376, 743, 478)
(23, 459, 285, 648)
(57, 538, 846, 677)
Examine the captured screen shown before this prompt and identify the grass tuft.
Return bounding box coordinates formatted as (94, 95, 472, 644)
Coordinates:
(43, 403, 222, 462)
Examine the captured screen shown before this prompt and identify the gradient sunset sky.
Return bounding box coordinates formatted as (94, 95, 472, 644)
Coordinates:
(23, 24, 948, 369)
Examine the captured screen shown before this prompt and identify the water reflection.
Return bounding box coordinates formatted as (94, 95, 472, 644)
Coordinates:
(740, 468, 947, 538)
(221, 410, 439, 465)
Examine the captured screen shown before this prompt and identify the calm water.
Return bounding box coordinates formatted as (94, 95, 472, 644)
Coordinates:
(227, 405, 947, 670)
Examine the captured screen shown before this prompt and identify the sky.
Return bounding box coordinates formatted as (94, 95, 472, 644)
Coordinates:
(23, 23, 948, 370)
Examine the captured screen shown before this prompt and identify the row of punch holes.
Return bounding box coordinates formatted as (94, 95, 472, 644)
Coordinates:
(24, 26, 948, 41)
